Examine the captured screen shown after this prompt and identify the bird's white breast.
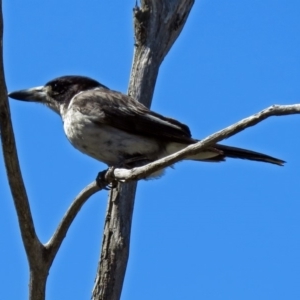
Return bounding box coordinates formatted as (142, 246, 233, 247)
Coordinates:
(62, 107, 161, 166)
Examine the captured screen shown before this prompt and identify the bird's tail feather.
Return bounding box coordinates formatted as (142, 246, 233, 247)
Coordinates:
(167, 142, 285, 166)
(214, 144, 285, 166)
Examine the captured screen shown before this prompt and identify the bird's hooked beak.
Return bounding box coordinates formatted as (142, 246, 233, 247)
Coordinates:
(8, 86, 48, 103)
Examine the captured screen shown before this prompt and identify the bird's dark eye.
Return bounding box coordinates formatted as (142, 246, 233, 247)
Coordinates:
(52, 83, 66, 95)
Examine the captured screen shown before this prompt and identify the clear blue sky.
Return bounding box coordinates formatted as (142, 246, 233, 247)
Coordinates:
(1, 1, 300, 299)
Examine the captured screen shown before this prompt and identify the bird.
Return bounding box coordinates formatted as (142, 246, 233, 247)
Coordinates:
(8, 75, 284, 178)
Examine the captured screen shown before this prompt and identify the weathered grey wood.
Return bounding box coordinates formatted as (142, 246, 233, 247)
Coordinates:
(0, 1, 48, 299)
(0, 1, 105, 294)
(92, 1, 195, 299)
(108, 104, 300, 181)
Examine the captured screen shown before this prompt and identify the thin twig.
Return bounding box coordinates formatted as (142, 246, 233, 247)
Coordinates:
(46, 181, 102, 257)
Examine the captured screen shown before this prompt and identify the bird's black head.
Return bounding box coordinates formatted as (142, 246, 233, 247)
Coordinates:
(8, 75, 108, 114)
(45, 75, 107, 104)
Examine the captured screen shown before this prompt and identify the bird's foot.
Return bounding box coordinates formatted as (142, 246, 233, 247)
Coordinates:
(96, 167, 118, 190)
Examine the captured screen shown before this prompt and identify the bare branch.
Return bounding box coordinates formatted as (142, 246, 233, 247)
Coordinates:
(46, 181, 102, 259)
(0, 0, 43, 266)
(110, 104, 300, 181)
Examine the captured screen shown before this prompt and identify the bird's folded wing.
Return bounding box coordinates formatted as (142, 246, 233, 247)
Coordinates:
(73, 89, 196, 144)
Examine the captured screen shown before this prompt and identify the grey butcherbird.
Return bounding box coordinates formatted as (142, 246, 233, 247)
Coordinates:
(8, 75, 284, 177)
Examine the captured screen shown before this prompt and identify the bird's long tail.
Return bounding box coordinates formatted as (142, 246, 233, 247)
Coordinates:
(213, 144, 285, 166)
(166, 142, 285, 166)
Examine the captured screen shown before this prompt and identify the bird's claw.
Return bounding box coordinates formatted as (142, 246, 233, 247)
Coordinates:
(96, 167, 118, 190)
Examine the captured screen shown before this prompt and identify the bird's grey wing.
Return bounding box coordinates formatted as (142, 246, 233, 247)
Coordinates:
(73, 89, 196, 144)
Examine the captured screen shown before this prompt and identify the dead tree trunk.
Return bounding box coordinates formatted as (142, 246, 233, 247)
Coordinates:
(92, 1, 195, 299)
